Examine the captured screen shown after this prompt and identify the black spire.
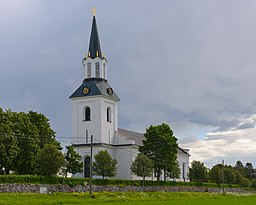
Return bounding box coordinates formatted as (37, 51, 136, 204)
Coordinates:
(88, 15, 102, 59)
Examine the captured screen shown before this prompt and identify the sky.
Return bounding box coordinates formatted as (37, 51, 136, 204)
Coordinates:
(1, 0, 256, 168)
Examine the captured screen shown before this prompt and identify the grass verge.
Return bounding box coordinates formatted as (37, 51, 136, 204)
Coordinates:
(0, 192, 255, 205)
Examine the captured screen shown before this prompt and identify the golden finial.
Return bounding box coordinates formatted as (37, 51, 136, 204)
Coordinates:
(91, 8, 96, 16)
(96, 50, 99, 57)
(88, 51, 90, 57)
(102, 52, 106, 59)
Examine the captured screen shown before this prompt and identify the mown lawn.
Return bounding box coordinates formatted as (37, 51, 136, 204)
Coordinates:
(0, 192, 255, 205)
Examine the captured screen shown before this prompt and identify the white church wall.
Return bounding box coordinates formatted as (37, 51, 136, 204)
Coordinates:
(115, 147, 138, 179)
(72, 97, 103, 145)
(100, 98, 117, 144)
(177, 153, 190, 182)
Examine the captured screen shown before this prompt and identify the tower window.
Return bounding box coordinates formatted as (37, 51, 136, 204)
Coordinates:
(107, 107, 111, 122)
(87, 63, 91, 78)
(84, 106, 91, 121)
(95, 62, 100, 78)
(103, 63, 106, 79)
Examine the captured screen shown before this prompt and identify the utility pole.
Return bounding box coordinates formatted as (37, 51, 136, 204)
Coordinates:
(89, 135, 93, 196)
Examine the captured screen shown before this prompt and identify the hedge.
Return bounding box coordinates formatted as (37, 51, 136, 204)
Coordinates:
(0, 175, 239, 188)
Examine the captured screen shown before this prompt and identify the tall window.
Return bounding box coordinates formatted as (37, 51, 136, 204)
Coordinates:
(84, 106, 91, 121)
(87, 63, 91, 78)
(95, 62, 100, 78)
(182, 162, 186, 180)
(84, 156, 90, 178)
(103, 63, 106, 79)
(107, 107, 111, 122)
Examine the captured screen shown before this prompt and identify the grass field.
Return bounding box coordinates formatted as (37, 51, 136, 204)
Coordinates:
(0, 192, 255, 205)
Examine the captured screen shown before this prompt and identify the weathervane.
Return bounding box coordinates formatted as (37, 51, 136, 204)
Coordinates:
(91, 8, 96, 16)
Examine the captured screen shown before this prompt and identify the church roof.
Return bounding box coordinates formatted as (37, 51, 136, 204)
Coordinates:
(69, 78, 120, 101)
(88, 16, 103, 59)
(117, 128, 190, 156)
(118, 128, 145, 146)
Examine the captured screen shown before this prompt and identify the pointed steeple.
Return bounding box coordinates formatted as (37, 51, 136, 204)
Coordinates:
(88, 14, 102, 59)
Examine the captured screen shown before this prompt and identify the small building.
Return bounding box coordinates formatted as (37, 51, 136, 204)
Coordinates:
(70, 11, 190, 181)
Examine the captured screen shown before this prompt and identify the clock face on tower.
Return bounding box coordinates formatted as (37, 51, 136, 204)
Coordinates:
(107, 88, 113, 95)
(83, 86, 90, 95)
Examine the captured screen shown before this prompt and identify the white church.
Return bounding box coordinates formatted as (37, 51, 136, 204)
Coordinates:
(70, 11, 190, 181)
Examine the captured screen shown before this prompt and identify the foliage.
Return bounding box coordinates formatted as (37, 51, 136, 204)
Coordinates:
(64, 146, 83, 176)
(131, 154, 153, 183)
(209, 164, 222, 184)
(167, 160, 181, 181)
(0, 108, 19, 174)
(28, 111, 59, 149)
(0, 108, 59, 175)
(10, 111, 40, 175)
(139, 123, 178, 181)
(189, 161, 208, 182)
(0, 174, 241, 188)
(93, 150, 117, 179)
(245, 162, 255, 180)
(35, 144, 65, 176)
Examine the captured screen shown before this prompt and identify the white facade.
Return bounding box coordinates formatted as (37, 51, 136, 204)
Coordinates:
(71, 96, 118, 145)
(70, 14, 190, 181)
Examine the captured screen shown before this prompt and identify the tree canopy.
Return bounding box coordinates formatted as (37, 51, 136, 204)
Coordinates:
(131, 154, 153, 183)
(139, 123, 178, 181)
(93, 150, 117, 179)
(64, 146, 83, 176)
(36, 144, 65, 176)
(0, 108, 60, 175)
(189, 160, 208, 182)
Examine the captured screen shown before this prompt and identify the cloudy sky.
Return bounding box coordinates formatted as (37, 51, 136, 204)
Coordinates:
(1, 0, 256, 168)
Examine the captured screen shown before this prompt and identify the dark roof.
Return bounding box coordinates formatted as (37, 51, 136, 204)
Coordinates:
(117, 128, 190, 156)
(69, 78, 120, 101)
(88, 16, 102, 59)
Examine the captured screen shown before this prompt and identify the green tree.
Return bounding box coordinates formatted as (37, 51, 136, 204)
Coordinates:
(64, 146, 83, 176)
(28, 111, 60, 149)
(234, 161, 245, 176)
(10, 111, 40, 174)
(93, 150, 117, 179)
(224, 165, 236, 184)
(245, 162, 255, 180)
(0, 108, 19, 174)
(167, 160, 181, 181)
(131, 154, 153, 184)
(139, 123, 178, 181)
(36, 144, 65, 176)
(209, 164, 222, 183)
(189, 160, 208, 182)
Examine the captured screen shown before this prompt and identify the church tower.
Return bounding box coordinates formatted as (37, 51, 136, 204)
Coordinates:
(70, 11, 120, 146)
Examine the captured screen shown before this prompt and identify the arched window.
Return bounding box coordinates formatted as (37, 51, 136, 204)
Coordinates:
(84, 156, 90, 178)
(95, 62, 100, 78)
(107, 107, 111, 122)
(182, 162, 186, 180)
(103, 63, 106, 79)
(87, 63, 91, 78)
(84, 106, 91, 121)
